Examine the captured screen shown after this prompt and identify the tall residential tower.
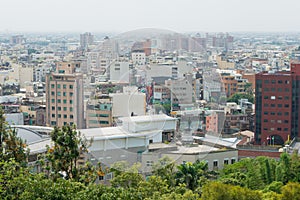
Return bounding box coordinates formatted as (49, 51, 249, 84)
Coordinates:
(46, 62, 84, 128)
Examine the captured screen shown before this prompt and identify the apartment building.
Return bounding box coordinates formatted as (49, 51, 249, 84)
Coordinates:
(46, 62, 84, 128)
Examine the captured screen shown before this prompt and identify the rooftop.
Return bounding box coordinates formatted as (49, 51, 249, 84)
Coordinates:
(119, 114, 176, 123)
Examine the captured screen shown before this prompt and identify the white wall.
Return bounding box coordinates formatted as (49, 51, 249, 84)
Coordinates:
(5, 113, 24, 125)
(110, 61, 130, 83)
(111, 93, 145, 118)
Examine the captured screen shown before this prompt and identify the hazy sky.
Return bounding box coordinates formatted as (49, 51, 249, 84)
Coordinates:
(1, 0, 300, 33)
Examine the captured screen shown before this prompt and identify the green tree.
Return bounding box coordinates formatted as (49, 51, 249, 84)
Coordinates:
(276, 153, 291, 184)
(152, 156, 176, 187)
(110, 161, 143, 189)
(175, 160, 209, 191)
(44, 124, 93, 181)
(281, 182, 300, 200)
(0, 108, 28, 165)
(227, 92, 254, 104)
(201, 181, 262, 200)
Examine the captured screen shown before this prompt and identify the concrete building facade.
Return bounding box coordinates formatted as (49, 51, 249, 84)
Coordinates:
(46, 62, 84, 128)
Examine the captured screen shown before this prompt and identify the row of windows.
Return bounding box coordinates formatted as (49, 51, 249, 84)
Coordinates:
(263, 111, 289, 116)
(263, 127, 289, 131)
(264, 80, 290, 84)
(51, 106, 73, 111)
(263, 119, 289, 123)
(51, 84, 74, 89)
(89, 120, 110, 124)
(88, 113, 110, 117)
(52, 114, 74, 119)
(51, 121, 74, 126)
(264, 95, 290, 100)
(51, 92, 73, 97)
(264, 88, 291, 92)
(51, 99, 73, 104)
(263, 103, 290, 108)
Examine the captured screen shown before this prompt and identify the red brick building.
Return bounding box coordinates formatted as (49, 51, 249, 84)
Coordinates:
(255, 61, 300, 145)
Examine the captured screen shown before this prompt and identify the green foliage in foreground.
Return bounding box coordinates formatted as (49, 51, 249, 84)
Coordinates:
(2, 118, 300, 199)
(2, 156, 300, 200)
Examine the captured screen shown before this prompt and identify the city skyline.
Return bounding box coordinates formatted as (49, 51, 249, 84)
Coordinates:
(1, 0, 300, 33)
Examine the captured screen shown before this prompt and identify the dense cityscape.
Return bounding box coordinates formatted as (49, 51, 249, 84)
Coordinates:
(1, 0, 300, 199)
(1, 29, 300, 199)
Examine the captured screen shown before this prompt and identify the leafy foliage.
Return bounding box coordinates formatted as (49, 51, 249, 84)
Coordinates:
(0, 108, 28, 165)
(42, 124, 94, 183)
(227, 92, 254, 104)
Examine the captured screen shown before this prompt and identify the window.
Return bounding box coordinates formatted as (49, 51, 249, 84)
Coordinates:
(52, 114, 55, 118)
(69, 85, 73, 89)
(70, 92, 73, 97)
(284, 128, 289, 131)
(57, 84, 61, 89)
(51, 84, 55, 88)
(271, 104, 275, 107)
(70, 107, 73, 112)
(57, 99, 61, 103)
(58, 107, 61, 111)
(64, 114, 67, 119)
(264, 80, 269, 84)
(63, 84, 66, 89)
(224, 159, 229, 165)
(277, 128, 282, 131)
(264, 119, 268, 122)
(278, 104, 282, 108)
(51, 91, 55, 96)
(57, 92, 61, 96)
(284, 96, 289, 100)
(271, 112, 276, 115)
(146, 161, 154, 166)
(264, 111, 268, 115)
(51, 99, 55, 103)
(285, 88, 289, 92)
(284, 104, 289, 108)
(277, 112, 282, 116)
(278, 80, 283, 84)
(271, 80, 276, 84)
(213, 160, 218, 168)
(51, 121, 56, 125)
(52, 106, 55, 110)
(70, 115, 73, 119)
(63, 99, 67, 104)
(58, 114, 61, 118)
(231, 158, 236, 164)
(284, 120, 289, 124)
(63, 107, 67, 111)
(70, 100, 73, 104)
(264, 96, 268, 99)
(63, 92, 66, 96)
(271, 96, 276, 100)
(278, 96, 283, 100)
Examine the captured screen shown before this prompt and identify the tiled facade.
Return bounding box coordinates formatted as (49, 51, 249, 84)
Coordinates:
(46, 62, 84, 128)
